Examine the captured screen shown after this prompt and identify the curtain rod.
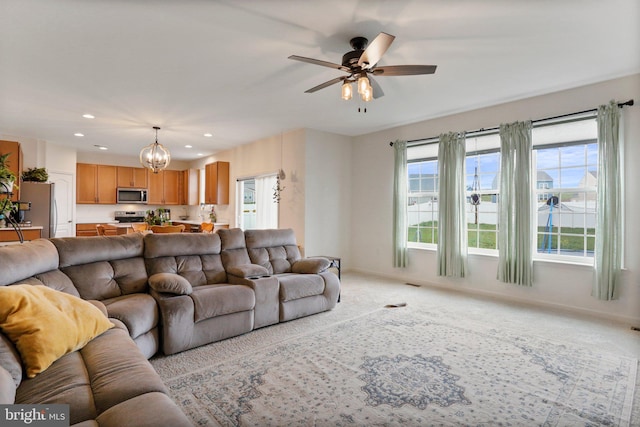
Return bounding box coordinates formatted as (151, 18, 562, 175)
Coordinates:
(389, 99, 634, 147)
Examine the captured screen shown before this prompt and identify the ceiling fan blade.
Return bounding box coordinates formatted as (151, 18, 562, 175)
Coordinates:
(358, 32, 395, 69)
(288, 55, 351, 73)
(373, 65, 437, 76)
(304, 76, 346, 93)
(368, 76, 384, 99)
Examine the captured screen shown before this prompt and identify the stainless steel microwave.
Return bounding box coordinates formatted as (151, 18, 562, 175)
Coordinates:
(117, 188, 148, 204)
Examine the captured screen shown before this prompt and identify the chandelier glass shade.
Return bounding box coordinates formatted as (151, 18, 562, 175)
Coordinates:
(140, 126, 171, 174)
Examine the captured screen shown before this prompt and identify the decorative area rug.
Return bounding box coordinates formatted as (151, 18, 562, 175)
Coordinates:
(154, 306, 637, 426)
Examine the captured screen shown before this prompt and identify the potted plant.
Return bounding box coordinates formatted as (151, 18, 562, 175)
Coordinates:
(145, 210, 160, 226)
(0, 153, 18, 194)
(22, 167, 49, 182)
(0, 198, 14, 228)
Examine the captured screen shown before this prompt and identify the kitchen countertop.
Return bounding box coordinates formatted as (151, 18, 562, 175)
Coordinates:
(171, 219, 229, 226)
(0, 226, 44, 230)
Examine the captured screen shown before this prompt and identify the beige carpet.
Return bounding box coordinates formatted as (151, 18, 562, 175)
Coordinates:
(151, 273, 639, 426)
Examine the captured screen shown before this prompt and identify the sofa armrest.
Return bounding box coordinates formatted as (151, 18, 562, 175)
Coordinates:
(148, 273, 193, 295)
(227, 264, 270, 279)
(291, 258, 331, 274)
(228, 275, 280, 328)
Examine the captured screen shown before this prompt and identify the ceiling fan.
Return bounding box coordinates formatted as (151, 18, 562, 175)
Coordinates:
(288, 32, 437, 102)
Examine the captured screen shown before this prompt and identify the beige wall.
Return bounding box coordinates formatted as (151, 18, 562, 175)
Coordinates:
(189, 129, 309, 247)
(351, 73, 640, 325)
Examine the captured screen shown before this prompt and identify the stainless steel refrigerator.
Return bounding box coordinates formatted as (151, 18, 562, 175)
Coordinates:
(20, 182, 56, 238)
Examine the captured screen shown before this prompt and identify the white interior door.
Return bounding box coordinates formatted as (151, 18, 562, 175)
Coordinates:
(49, 171, 74, 237)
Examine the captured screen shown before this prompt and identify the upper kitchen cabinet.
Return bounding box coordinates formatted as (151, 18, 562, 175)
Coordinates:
(116, 166, 148, 189)
(181, 169, 199, 206)
(148, 169, 181, 205)
(77, 163, 117, 204)
(205, 161, 229, 205)
(0, 140, 23, 201)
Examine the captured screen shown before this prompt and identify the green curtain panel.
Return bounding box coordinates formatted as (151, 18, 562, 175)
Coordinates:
(593, 101, 622, 300)
(497, 121, 533, 286)
(437, 132, 468, 277)
(393, 140, 408, 268)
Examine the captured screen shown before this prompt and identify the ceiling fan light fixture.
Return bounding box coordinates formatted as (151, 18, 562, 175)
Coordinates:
(357, 74, 370, 95)
(361, 85, 373, 102)
(140, 126, 171, 174)
(341, 81, 353, 100)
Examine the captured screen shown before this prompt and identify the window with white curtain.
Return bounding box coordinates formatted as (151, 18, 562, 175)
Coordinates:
(237, 174, 278, 230)
(406, 116, 601, 263)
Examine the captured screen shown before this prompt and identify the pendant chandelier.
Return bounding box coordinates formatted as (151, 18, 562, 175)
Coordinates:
(140, 126, 171, 174)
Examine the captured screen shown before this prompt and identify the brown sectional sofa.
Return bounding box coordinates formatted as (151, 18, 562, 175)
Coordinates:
(0, 228, 340, 426)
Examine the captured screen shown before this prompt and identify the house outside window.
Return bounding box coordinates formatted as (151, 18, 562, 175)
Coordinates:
(405, 116, 601, 263)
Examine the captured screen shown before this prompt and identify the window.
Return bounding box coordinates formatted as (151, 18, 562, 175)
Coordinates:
(405, 116, 600, 262)
(407, 159, 439, 245)
(534, 141, 597, 258)
(237, 175, 278, 230)
(465, 145, 500, 251)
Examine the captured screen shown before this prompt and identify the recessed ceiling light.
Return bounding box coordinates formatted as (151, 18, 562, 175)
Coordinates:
(185, 145, 193, 148)
(203, 133, 213, 137)
(197, 153, 204, 156)
(74, 133, 84, 137)
(82, 114, 95, 119)
(93, 145, 108, 150)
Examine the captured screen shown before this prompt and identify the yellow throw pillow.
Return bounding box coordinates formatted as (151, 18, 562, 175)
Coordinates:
(0, 285, 114, 378)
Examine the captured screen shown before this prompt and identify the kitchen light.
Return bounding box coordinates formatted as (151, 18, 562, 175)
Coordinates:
(185, 145, 193, 148)
(82, 114, 95, 119)
(139, 126, 171, 174)
(74, 133, 84, 137)
(204, 133, 213, 137)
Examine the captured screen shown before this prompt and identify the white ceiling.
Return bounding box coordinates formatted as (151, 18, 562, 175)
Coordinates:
(1, 0, 638, 161)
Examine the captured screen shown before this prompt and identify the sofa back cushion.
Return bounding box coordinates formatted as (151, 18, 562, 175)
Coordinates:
(244, 229, 301, 274)
(50, 234, 147, 301)
(144, 233, 227, 286)
(0, 239, 59, 286)
(218, 228, 252, 269)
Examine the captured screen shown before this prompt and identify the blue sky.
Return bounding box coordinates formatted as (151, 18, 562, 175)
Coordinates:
(409, 143, 598, 191)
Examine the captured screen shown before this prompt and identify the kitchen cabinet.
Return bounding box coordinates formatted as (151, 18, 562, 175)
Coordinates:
(0, 226, 41, 242)
(0, 140, 23, 201)
(148, 169, 181, 205)
(205, 161, 229, 205)
(117, 166, 148, 189)
(76, 223, 99, 237)
(76, 163, 117, 204)
(181, 169, 199, 205)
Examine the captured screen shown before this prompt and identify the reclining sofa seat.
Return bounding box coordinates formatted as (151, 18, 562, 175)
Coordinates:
(243, 228, 340, 322)
(143, 232, 255, 355)
(50, 233, 159, 358)
(0, 239, 191, 426)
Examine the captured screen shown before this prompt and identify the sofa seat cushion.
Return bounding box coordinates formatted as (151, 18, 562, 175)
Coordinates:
(16, 350, 96, 424)
(278, 274, 326, 302)
(16, 325, 174, 425)
(102, 294, 158, 340)
(191, 284, 255, 323)
(95, 392, 192, 427)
